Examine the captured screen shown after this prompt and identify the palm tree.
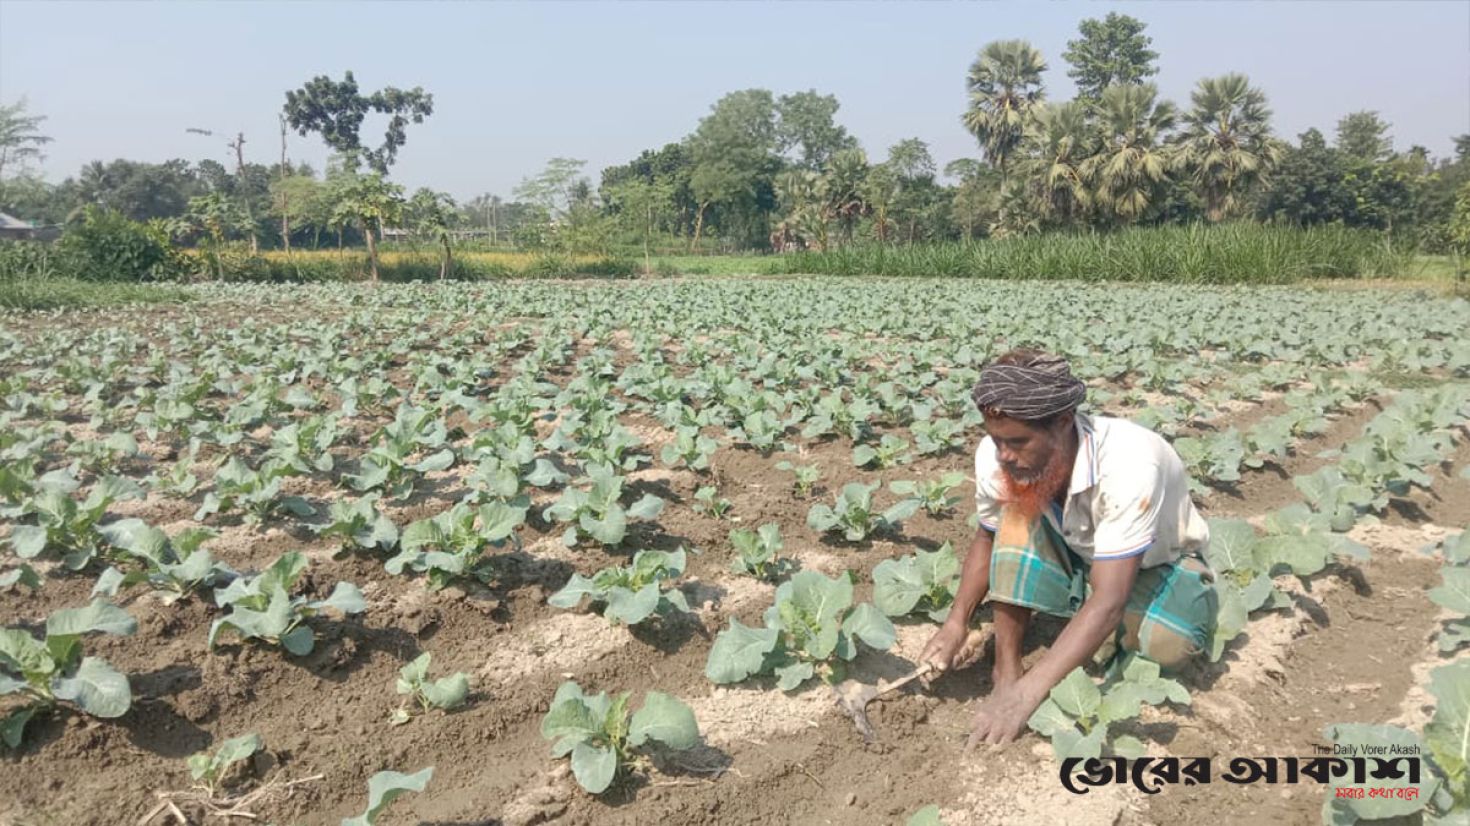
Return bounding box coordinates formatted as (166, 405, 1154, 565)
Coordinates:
(822, 148, 869, 244)
(1175, 74, 1283, 222)
(1084, 83, 1177, 224)
(962, 40, 1047, 184)
(1021, 101, 1097, 228)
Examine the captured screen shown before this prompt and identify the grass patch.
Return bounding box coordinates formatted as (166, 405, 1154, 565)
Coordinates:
(0, 277, 193, 311)
(769, 224, 1406, 284)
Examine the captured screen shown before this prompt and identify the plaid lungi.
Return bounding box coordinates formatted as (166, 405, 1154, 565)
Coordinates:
(986, 507, 1217, 670)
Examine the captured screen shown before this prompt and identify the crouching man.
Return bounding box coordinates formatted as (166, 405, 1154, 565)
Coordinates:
(919, 349, 1218, 748)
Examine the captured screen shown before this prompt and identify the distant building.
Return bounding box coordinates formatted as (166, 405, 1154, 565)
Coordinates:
(0, 212, 60, 242)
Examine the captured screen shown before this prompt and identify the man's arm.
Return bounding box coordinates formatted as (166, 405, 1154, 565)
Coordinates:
(951, 525, 995, 622)
(919, 525, 994, 671)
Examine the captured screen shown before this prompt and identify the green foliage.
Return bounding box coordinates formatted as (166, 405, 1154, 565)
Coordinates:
(729, 524, 794, 581)
(284, 70, 434, 175)
(705, 570, 895, 690)
(1026, 657, 1189, 760)
(543, 464, 664, 548)
(889, 472, 967, 516)
(772, 224, 1403, 284)
(390, 653, 469, 724)
(93, 519, 235, 604)
(907, 805, 945, 826)
(1424, 528, 1470, 653)
(208, 552, 365, 655)
(8, 474, 143, 571)
(57, 206, 186, 281)
(540, 680, 700, 794)
(340, 767, 434, 826)
(186, 732, 262, 794)
(774, 460, 821, 497)
(660, 425, 718, 472)
(1, 600, 137, 747)
(852, 434, 912, 469)
(313, 494, 400, 554)
(872, 542, 960, 621)
(548, 548, 690, 626)
(386, 501, 525, 590)
(692, 485, 733, 519)
(806, 481, 920, 542)
(1062, 13, 1159, 99)
(194, 456, 315, 525)
(1205, 512, 1369, 660)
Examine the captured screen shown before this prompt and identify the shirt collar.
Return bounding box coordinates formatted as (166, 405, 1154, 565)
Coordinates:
(1067, 411, 1098, 497)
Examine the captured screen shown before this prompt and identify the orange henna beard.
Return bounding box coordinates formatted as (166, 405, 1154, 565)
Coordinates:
(998, 445, 1074, 521)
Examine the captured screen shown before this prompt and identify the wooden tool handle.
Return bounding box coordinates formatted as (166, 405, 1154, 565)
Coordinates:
(875, 662, 934, 696)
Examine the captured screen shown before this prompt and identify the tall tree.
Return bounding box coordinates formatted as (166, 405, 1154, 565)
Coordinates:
(0, 98, 52, 182)
(1083, 83, 1177, 224)
(1175, 74, 1283, 221)
(1335, 111, 1392, 162)
(406, 188, 459, 279)
(513, 158, 589, 222)
(686, 89, 779, 251)
(1021, 101, 1097, 227)
(283, 71, 433, 175)
(1256, 128, 1352, 226)
(963, 40, 1047, 184)
(330, 174, 405, 282)
(775, 90, 858, 171)
(1062, 13, 1160, 100)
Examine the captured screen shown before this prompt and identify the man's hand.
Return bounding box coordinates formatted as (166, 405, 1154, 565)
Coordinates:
(919, 620, 970, 675)
(964, 681, 1044, 750)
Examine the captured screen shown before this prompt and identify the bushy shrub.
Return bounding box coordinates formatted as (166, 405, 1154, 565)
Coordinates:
(57, 207, 186, 281)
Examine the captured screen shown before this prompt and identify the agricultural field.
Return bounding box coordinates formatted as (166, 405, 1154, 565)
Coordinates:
(1, 277, 1469, 825)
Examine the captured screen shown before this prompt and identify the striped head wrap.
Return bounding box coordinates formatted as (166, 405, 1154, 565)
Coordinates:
(971, 351, 1086, 421)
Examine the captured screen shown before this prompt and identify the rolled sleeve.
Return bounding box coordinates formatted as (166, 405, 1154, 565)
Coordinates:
(1093, 462, 1164, 560)
(973, 437, 1003, 532)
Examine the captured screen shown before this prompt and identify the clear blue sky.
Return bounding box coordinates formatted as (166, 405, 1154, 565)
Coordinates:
(2, 0, 1467, 201)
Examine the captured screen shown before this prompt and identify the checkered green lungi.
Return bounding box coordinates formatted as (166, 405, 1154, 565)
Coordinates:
(986, 507, 1217, 670)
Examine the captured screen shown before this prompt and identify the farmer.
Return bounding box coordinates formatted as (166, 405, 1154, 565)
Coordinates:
(919, 348, 1217, 749)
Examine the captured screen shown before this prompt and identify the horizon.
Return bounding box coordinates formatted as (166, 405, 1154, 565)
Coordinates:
(2, 0, 1467, 202)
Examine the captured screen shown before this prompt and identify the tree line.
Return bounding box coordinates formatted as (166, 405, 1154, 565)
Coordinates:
(2, 12, 1467, 265)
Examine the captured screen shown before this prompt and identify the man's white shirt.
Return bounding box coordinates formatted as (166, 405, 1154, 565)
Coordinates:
(973, 412, 1211, 569)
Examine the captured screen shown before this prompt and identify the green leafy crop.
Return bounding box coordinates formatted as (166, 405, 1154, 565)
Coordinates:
(208, 552, 365, 655)
(187, 732, 263, 795)
(807, 482, 920, 542)
(774, 460, 821, 497)
(540, 680, 700, 794)
(1026, 657, 1189, 760)
(872, 542, 959, 622)
(549, 548, 691, 626)
(386, 501, 525, 590)
(543, 463, 664, 548)
(1, 599, 137, 748)
(341, 767, 434, 826)
(93, 518, 235, 604)
(390, 652, 469, 725)
(729, 523, 794, 581)
(889, 472, 968, 516)
(705, 570, 895, 691)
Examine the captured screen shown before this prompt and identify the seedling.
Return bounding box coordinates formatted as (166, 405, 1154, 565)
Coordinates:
(729, 524, 795, 581)
(390, 653, 469, 724)
(705, 570, 895, 691)
(549, 548, 691, 626)
(540, 680, 700, 794)
(1, 600, 137, 747)
(208, 552, 365, 655)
